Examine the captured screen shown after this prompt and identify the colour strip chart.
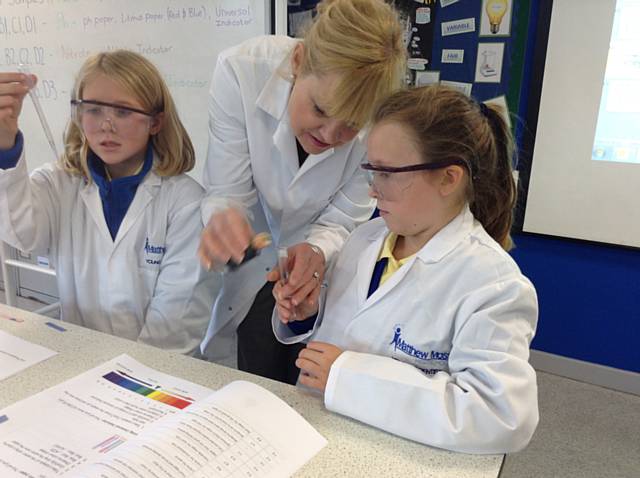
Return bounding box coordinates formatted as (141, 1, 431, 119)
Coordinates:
(102, 371, 193, 409)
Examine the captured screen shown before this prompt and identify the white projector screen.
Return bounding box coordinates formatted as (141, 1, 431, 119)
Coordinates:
(524, 0, 640, 247)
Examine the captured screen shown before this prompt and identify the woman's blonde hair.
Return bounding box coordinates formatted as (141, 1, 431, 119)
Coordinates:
(61, 50, 195, 179)
(373, 85, 517, 251)
(298, 0, 406, 129)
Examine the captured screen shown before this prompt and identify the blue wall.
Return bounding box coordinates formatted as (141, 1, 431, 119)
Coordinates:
(510, 234, 640, 373)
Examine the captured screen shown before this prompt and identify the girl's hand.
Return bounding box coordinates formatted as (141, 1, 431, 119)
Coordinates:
(0, 73, 33, 150)
(296, 342, 343, 392)
(271, 274, 319, 323)
(266, 242, 325, 318)
(198, 207, 254, 270)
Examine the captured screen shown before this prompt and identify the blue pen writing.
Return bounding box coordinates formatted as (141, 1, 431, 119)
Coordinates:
(45, 321, 66, 332)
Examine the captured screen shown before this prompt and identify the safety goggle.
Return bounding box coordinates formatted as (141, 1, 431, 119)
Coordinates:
(70, 99, 157, 134)
(360, 159, 471, 201)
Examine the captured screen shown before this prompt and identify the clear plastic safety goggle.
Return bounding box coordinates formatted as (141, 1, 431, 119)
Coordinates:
(70, 99, 157, 134)
(360, 159, 471, 201)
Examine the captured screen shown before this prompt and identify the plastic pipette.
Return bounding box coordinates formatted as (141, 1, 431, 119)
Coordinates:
(17, 64, 59, 160)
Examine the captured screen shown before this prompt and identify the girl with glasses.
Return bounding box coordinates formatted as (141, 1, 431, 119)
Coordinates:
(0, 50, 216, 354)
(272, 85, 539, 453)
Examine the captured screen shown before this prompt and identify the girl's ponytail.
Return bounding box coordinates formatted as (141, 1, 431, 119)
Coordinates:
(469, 104, 517, 250)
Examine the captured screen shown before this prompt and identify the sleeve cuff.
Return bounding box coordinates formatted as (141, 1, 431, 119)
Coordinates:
(272, 309, 316, 344)
(287, 313, 318, 335)
(0, 131, 24, 169)
(323, 350, 352, 410)
(305, 237, 337, 267)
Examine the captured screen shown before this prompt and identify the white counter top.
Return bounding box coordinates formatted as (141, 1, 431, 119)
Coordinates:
(0, 304, 503, 477)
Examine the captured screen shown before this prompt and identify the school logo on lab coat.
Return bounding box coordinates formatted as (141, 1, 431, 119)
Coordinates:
(144, 238, 166, 265)
(389, 325, 450, 375)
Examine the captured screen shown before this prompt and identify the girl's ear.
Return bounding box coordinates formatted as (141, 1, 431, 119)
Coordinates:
(290, 42, 305, 77)
(439, 165, 466, 197)
(149, 112, 164, 135)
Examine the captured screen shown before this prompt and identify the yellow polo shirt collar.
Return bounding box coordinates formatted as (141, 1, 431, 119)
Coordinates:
(378, 233, 415, 287)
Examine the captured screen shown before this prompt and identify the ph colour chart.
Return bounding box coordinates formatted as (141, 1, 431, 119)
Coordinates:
(102, 371, 193, 409)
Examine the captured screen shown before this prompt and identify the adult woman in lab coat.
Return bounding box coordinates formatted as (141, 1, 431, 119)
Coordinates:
(198, 0, 406, 382)
(272, 86, 539, 453)
(0, 51, 216, 355)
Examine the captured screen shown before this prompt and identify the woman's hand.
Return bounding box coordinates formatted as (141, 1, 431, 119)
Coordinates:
(296, 342, 343, 392)
(267, 242, 325, 321)
(272, 274, 319, 322)
(198, 207, 254, 270)
(0, 73, 33, 150)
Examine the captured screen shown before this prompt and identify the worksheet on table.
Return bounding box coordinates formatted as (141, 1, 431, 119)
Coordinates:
(0, 354, 326, 478)
(0, 329, 57, 381)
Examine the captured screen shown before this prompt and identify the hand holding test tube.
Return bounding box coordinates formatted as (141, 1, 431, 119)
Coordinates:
(276, 247, 298, 321)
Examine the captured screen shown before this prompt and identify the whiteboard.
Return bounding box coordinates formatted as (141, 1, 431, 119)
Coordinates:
(0, 0, 274, 183)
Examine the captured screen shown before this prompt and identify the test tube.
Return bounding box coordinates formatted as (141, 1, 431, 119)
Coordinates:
(277, 247, 289, 284)
(17, 64, 59, 160)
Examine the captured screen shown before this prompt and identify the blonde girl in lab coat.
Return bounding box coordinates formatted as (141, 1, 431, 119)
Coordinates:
(198, 0, 406, 382)
(273, 85, 539, 453)
(0, 51, 216, 354)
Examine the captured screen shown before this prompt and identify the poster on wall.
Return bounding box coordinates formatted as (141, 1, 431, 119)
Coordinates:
(416, 70, 440, 86)
(440, 80, 472, 97)
(474, 42, 505, 83)
(479, 0, 512, 37)
(391, 0, 438, 86)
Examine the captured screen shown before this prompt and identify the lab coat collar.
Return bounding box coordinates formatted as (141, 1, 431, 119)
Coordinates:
(357, 206, 475, 311)
(356, 223, 387, 306)
(272, 113, 299, 176)
(414, 204, 475, 264)
(80, 182, 112, 242)
(357, 222, 414, 309)
(362, 205, 475, 262)
(255, 54, 295, 121)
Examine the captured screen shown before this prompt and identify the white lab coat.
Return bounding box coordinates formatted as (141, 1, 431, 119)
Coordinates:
(0, 152, 217, 355)
(274, 206, 539, 454)
(200, 35, 374, 360)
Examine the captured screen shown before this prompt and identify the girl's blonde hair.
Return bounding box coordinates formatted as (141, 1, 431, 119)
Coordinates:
(299, 0, 406, 129)
(61, 50, 195, 179)
(373, 85, 517, 251)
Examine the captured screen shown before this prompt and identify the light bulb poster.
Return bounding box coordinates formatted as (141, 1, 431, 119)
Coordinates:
(479, 0, 512, 37)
